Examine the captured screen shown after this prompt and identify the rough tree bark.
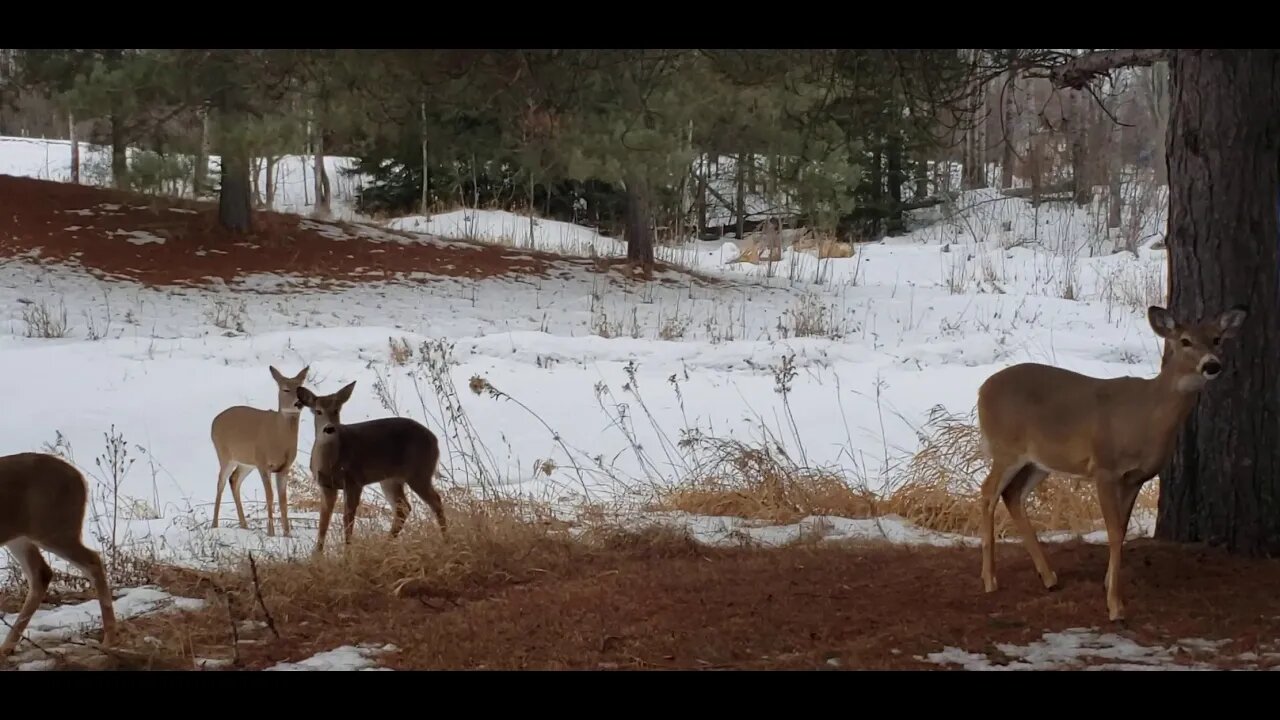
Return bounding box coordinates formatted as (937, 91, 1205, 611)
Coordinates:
(886, 135, 905, 235)
(194, 106, 210, 196)
(1154, 49, 1280, 555)
(109, 114, 127, 190)
(624, 172, 655, 270)
(1001, 68, 1017, 190)
(68, 112, 78, 184)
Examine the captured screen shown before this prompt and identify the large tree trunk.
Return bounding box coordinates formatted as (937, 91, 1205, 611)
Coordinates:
(624, 172, 655, 270)
(1149, 61, 1170, 185)
(1156, 49, 1280, 556)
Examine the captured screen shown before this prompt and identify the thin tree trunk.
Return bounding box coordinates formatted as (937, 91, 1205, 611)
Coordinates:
(1107, 114, 1124, 232)
(695, 153, 708, 237)
(68, 111, 79, 184)
(265, 156, 278, 207)
(1001, 68, 1017, 189)
(1157, 49, 1280, 556)
(1150, 60, 1170, 185)
(313, 117, 330, 218)
(624, 172, 655, 270)
(250, 157, 262, 207)
(886, 134, 905, 235)
(914, 152, 929, 199)
(736, 152, 747, 239)
(109, 114, 127, 190)
(1067, 88, 1091, 206)
(420, 99, 430, 218)
(194, 106, 210, 196)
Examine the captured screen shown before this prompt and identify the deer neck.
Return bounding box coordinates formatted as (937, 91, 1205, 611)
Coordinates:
(1147, 367, 1203, 440)
(274, 407, 302, 439)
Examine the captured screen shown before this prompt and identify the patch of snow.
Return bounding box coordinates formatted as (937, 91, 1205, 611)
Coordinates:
(266, 642, 399, 671)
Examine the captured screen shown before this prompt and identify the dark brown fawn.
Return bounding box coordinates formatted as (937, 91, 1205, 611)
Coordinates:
(0, 452, 117, 656)
(296, 382, 447, 555)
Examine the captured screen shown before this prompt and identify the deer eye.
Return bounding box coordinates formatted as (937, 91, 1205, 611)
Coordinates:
(1180, 338, 1192, 347)
(1212, 336, 1221, 346)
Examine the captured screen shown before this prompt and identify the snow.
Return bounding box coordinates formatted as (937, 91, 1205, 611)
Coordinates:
(265, 643, 398, 671)
(923, 628, 1278, 671)
(0, 135, 1197, 665)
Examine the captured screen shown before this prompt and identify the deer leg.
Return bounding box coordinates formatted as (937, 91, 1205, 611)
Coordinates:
(1095, 475, 1127, 621)
(275, 469, 291, 538)
(0, 540, 52, 656)
(229, 466, 249, 530)
(1117, 479, 1145, 540)
(256, 465, 276, 537)
(381, 480, 410, 538)
(342, 486, 363, 546)
(314, 487, 337, 557)
(40, 538, 117, 649)
(1002, 466, 1057, 590)
(212, 461, 235, 529)
(980, 456, 1018, 593)
(405, 472, 447, 534)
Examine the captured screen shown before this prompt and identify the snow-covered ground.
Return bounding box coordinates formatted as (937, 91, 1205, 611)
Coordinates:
(0, 135, 1181, 665)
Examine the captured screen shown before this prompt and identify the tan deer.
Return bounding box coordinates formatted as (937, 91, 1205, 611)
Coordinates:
(296, 381, 446, 555)
(0, 452, 117, 656)
(977, 304, 1248, 622)
(210, 365, 309, 537)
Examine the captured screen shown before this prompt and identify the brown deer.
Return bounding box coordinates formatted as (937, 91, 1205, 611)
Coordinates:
(0, 452, 117, 656)
(977, 304, 1248, 622)
(296, 381, 447, 555)
(210, 365, 309, 537)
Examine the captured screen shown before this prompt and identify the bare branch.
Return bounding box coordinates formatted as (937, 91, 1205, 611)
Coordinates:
(1050, 49, 1170, 89)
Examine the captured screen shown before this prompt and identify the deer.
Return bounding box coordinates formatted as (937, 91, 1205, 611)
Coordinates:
(0, 452, 117, 657)
(976, 304, 1248, 622)
(210, 365, 309, 537)
(295, 381, 447, 555)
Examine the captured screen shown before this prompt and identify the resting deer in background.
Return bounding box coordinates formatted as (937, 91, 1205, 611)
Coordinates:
(296, 381, 447, 555)
(977, 304, 1248, 622)
(210, 365, 309, 537)
(0, 452, 117, 656)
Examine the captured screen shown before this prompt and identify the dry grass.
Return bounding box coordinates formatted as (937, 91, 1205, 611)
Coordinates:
(882, 407, 1157, 537)
(651, 437, 877, 524)
(649, 411, 1155, 539)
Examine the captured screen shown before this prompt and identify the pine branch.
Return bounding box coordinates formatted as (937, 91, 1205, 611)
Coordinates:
(1050, 49, 1170, 89)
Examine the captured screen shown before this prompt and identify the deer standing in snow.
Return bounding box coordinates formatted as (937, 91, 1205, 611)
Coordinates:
(296, 381, 447, 555)
(0, 452, 117, 656)
(976, 304, 1248, 621)
(210, 365, 309, 537)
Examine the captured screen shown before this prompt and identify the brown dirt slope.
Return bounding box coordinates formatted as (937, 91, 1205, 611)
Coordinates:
(112, 538, 1280, 671)
(0, 174, 700, 288)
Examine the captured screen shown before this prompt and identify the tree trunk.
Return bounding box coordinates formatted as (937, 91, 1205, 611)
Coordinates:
(886, 134, 905, 235)
(736, 152, 747, 239)
(1107, 114, 1124, 232)
(109, 114, 127, 190)
(265, 156, 278, 207)
(1150, 61, 1170, 185)
(194, 106, 210, 196)
(1001, 68, 1016, 189)
(250, 157, 263, 207)
(914, 151, 929, 199)
(313, 119, 330, 218)
(1065, 89, 1091, 206)
(1156, 49, 1280, 556)
(420, 99, 430, 218)
(695, 153, 708, 237)
(624, 172, 655, 270)
(68, 111, 79, 184)
(216, 100, 252, 233)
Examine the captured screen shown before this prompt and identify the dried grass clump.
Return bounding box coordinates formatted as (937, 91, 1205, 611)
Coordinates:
(651, 437, 877, 525)
(882, 406, 1157, 537)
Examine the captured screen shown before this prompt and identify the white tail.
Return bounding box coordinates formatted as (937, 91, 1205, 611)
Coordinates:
(976, 304, 1248, 622)
(210, 365, 309, 537)
(0, 452, 116, 656)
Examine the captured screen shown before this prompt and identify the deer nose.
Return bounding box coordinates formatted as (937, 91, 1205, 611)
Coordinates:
(323, 426, 336, 435)
(1202, 360, 1222, 377)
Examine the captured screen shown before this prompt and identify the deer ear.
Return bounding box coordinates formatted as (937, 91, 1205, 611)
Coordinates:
(1217, 305, 1249, 337)
(293, 365, 310, 382)
(295, 387, 316, 408)
(1148, 306, 1178, 338)
(270, 365, 286, 384)
(335, 381, 356, 405)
